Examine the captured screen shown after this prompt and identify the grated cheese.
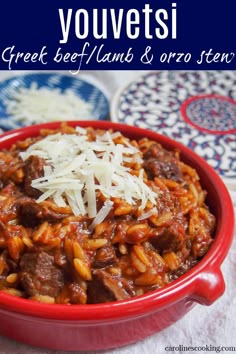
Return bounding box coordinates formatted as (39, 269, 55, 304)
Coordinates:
(4, 82, 93, 124)
(20, 130, 158, 222)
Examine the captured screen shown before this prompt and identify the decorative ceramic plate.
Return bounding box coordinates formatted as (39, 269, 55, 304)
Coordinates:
(0, 73, 109, 131)
(111, 71, 236, 191)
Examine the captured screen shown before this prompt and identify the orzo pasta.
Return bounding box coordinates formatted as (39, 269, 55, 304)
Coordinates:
(0, 124, 215, 304)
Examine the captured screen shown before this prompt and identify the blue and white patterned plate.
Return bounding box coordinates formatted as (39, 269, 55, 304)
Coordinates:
(111, 71, 236, 191)
(0, 73, 109, 131)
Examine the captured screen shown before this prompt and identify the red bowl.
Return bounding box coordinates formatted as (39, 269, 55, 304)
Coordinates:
(0, 121, 234, 351)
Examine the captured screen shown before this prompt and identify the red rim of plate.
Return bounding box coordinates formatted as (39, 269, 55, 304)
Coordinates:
(180, 94, 236, 135)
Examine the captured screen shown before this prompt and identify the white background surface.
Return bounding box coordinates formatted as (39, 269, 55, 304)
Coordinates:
(0, 70, 235, 354)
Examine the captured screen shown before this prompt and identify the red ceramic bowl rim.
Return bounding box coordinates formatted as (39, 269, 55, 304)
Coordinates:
(0, 121, 234, 321)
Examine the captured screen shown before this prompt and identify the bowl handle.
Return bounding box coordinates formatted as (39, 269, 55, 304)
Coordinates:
(190, 267, 225, 306)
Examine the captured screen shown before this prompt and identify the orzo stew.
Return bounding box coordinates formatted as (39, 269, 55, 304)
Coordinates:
(0, 124, 215, 304)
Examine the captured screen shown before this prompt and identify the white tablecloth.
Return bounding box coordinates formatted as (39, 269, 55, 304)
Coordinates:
(0, 71, 235, 354)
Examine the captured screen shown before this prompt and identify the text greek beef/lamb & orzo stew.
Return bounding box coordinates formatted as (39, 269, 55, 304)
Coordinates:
(0, 124, 215, 304)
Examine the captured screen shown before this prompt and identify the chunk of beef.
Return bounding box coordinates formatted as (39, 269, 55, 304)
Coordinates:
(169, 258, 198, 281)
(23, 156, 46, 198)
(19, 252, 64, 297)
(192, 234, 214, 258)
(16, 197, 71, 227)
(150, 221, 185, 253)
(87, 269, 130, 303)
(0, 182, 21, 197)
(67, 282, 87, 304)
(93, 245, 118, 268)
(143, 143, 183, 182)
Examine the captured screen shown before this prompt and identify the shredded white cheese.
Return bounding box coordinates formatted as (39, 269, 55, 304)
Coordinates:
(20, 129, 157, 221)
(4, 82, 93, 124)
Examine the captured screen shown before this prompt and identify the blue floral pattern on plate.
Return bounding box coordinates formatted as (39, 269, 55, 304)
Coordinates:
(111, 71, 236, 188)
